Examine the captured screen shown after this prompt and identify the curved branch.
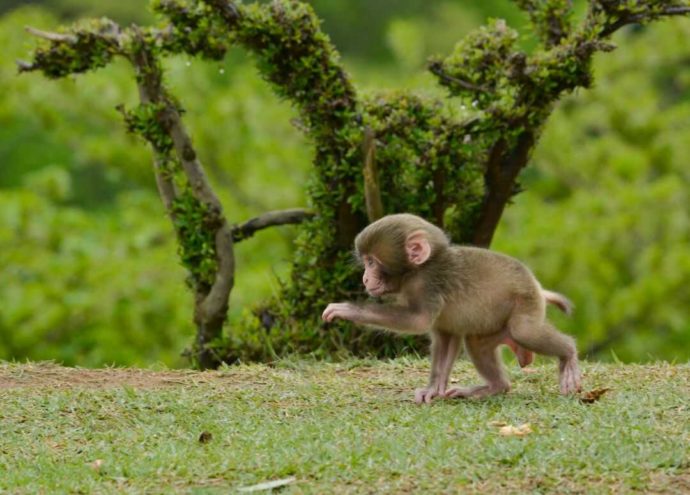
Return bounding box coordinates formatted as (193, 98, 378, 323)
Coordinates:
(232, 209, 315, 242)
(599, 6, 690, 38)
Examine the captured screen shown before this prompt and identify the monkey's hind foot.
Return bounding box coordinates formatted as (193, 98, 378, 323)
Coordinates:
(444, 383, 510, 399)
(559, 358, 581, 395)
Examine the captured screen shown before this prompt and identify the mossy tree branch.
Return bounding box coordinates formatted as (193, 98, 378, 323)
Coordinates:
(232, 209, 315, 242)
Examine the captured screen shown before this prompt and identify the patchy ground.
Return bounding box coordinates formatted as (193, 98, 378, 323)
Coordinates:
(1, 360, 688, 493)
(0, 362, 221, 390)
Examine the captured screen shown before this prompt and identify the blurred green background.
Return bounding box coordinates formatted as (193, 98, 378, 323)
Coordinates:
(1, 0, 688, 367)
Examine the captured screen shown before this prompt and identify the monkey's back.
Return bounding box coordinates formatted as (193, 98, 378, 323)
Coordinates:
(433, 246, 544, 335)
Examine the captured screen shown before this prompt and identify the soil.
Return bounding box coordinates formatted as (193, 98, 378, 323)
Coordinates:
(0, 362, 225, 390)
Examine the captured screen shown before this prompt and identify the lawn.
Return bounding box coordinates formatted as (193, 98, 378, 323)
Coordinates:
(1, 359, 688, 494)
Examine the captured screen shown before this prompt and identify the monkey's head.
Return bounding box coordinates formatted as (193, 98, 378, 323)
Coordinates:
(354, 213, 450, 296)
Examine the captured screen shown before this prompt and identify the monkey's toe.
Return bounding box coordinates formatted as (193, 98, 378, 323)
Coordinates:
(446, 383, 510, 399)
(414, 387, 441, 404)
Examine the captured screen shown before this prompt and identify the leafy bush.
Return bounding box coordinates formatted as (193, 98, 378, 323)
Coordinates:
(494, 19, 690, 362)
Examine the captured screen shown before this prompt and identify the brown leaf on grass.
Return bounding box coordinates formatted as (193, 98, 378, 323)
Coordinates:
(498, 423, 532, 437)
(579, 388, 611, 404)
(198, 431, 213, 444)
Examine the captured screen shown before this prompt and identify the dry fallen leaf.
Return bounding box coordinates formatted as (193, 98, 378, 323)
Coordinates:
(579, 388, 611, 404)
(488, 420, 507, 427)
(498, 423, 532, 437)
(237, 477, 297, 492)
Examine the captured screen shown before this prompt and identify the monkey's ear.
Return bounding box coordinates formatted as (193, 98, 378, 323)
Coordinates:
(405, 230, 432, 265)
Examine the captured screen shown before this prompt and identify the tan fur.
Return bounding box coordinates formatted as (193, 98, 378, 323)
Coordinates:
(323, 214, 581, 402)
(542, 289, 573, 315)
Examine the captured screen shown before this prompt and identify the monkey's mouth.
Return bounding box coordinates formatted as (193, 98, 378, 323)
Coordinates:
(366, 286, 386, 297)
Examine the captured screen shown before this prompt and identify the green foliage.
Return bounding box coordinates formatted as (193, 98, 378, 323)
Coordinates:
(515, 0, 574, 47)
(31, 18, 120, 78)
(121, 101, 174, 153)
(153, 0, 229, 60)
(1, 361, 688, 492)
(226, 0, 358, 140)
(430, 18, 521, 111)
(0, 187, 192, 367)
(494, 18, 690, 362)
(172, 190, 219, 288)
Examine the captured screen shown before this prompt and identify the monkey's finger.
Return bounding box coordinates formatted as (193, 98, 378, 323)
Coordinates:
(323, 311, 339, 323)
(321, 304, 340, 322)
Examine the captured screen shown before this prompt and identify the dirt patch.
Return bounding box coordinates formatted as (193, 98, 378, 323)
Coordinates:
(647, 471, 690, 494)
(0, 362, 225, 390)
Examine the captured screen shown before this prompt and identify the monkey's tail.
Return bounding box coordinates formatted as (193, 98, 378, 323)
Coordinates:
(542, 289, 573, 315)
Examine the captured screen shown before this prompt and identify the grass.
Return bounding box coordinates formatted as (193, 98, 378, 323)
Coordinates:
(0, 359, 688, 494)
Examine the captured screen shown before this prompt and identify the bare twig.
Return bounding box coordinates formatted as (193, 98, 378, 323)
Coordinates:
(232, 209, 314, 242)
(25, 26, 77, 43)
(362, 127, 384, 223)
(428, 62, 492, 94)
(16, 60, 35, 72)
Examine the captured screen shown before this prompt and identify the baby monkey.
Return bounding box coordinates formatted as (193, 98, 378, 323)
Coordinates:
(322, 213, 581, 404)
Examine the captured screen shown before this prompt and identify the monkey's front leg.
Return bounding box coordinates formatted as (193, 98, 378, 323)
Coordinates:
(415, 331, 461, 404)
(322, 302, 432, 335)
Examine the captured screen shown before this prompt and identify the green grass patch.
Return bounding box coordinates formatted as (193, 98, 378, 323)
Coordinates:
(1, 360, 688, 493)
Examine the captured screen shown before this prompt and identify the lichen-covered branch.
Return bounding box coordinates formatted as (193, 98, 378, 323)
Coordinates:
(232, 209, 315, 242)
(590, 1, 690, 38)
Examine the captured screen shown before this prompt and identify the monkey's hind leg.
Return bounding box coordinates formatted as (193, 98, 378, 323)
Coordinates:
(509, 314, 581, 394)
(445, 333, 511, 399)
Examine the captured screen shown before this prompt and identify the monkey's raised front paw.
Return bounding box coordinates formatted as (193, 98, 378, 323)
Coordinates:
(321, 302, 357, 323)
(414, 387, 443, 404)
